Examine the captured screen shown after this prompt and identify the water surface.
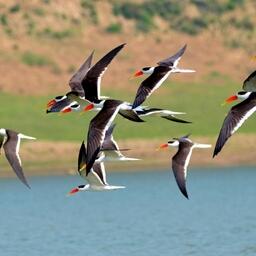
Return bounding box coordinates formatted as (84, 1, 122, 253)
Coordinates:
(0, 167, 256, 256)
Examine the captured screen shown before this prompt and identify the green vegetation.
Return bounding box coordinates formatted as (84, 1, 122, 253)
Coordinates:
(37, 27, 73, 39)
(80, 0, 98, 24)
(9, 4, 20, 13)
(21, 51, 52, 67)
(0, 79, 254, 142)
(106, 23, 122, 33)
(113, 0, 245, 34)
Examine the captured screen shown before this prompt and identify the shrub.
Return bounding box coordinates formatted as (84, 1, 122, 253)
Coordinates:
(106, 23, 122, 33)
(9, 4, 20, 13)
(80, 0, 98, 24)
(38, 28, 73, 40)
(0, 14, 8, 26)
(21, 51, 51, 66)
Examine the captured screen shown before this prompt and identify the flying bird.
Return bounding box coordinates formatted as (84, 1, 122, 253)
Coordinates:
(131, 44, 195, 108)
(159, 134, 211, 199)
(85, 99, 126, 173)
(68, 142, 125, 195)
(0, 128, 36, 188)
(47, 43, 125, 110)
(213, 91, 256, 157)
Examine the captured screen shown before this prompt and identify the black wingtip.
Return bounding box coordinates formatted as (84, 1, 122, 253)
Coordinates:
(161, 116, 192, 124)
(181, 188, 189, 199)
(46, 109, 51, 114)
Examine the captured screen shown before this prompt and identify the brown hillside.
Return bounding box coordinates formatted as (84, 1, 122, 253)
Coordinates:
(0, 0, 255, 95)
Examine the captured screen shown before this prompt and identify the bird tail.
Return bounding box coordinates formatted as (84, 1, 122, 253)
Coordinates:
(19, 134, 36, 140)
(194, 143, 211, 149)
(172, 68, 196, 73)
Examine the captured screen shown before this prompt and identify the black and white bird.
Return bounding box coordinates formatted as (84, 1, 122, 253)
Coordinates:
(46, 44, 144, 122)
(159, 135, 211, 199)
(81, 102, 191, 123)
(101, 124, 140, 161)
(47, 43, 125, 111)
(68, 142, 125, 195)
(213, 91, 256, 157)
(85, 99, 127, 173)
(131, 44, 195, 108)
(0, 128, 36, 188)
(243, 70, 256, 92)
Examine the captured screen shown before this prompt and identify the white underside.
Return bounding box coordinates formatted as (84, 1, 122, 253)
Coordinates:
(88, 185, 125, 191)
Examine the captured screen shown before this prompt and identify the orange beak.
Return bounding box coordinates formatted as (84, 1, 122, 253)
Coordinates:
(133, 70, 143, 78)
(221, 95, 238, 106)
(47, 99, 56, 108)
(83, 103, 94, 112)
(156, 143, 168, 151)
(67, 187, 79, 196)
(60, 107, 72, 114)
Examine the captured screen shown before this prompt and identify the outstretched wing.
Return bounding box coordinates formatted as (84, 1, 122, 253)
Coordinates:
(243, 70, 256, 92)
(172, 140, 193, 199)
(69, 51, 94, 96)
(3, 130, 30, 188)
(157, 44, 187, 67)
(132, 66, 171, 108)
(82, 44, 126, 102)
(213, 95, 256, 157)
(86, 100, 123, 173)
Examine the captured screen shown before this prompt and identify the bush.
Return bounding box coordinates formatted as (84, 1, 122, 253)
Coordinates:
(9, 4, 20, 13)
(21, 51, 51, 66)
(106, 23, 122, 33)
(80, 0, 98, 24)
(0, 14, 8, 26)
(38, 28, 73, 40)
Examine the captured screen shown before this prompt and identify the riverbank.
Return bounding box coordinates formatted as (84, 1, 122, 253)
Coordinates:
(0, 133, 256, 178)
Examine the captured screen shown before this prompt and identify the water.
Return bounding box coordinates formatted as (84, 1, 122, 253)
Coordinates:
(0, 167, 256, 256)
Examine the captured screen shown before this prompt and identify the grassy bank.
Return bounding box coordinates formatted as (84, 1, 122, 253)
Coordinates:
(0, 78, 253, 142)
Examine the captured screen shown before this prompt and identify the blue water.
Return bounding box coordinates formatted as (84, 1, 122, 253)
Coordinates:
(1, 167, 256, 256)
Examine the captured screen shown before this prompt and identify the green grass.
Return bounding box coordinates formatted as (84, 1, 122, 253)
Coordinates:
(0, 78, 253, 142)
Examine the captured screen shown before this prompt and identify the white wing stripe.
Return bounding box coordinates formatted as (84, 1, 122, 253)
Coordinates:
(231, 106, 256, 134)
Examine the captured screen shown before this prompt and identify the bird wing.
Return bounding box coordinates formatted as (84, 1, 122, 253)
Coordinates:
(91, 162, 108, 185)
(132, 66, 171, 108)
(78, 142, 107, 186)
(172, 140, 193, 199)
(213, 95, 256, 157)
(86, 100, 123, 173)
(118, 109, 145, 122)
(243, 70, 256, 92)
(102, 124, 119, 151)
(3, 130, 30, 188)
(157, 44, 187, 67)
(69, 51, 94, 97)
(82, 43, 126, 102)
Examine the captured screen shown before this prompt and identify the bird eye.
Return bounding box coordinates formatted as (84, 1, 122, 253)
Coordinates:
(238, 91, 246, 95)
(142, 67, 150, 71)
(168, 140, 174, 144)
(78, 185, 84, 188)
(71, 104, 79, 108)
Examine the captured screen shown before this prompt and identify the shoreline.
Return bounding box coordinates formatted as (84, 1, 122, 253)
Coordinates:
(0, 134, 256, 178)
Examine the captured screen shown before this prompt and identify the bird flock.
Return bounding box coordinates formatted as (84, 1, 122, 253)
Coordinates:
(1, 43, 256, 199)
